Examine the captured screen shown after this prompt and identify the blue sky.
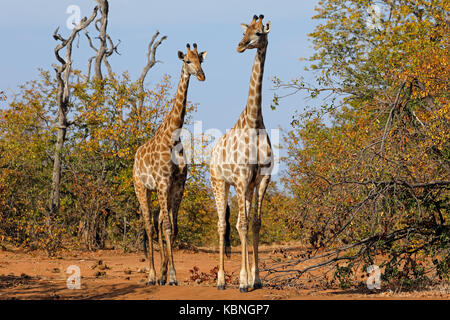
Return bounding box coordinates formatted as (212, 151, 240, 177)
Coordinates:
(0, 0, 321, 178)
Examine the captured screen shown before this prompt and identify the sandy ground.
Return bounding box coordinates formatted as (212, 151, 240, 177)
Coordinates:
(0, 245, 448, 300)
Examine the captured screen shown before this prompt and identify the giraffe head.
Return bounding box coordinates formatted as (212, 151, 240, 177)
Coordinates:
(178, 43, 208, 81)
(237, 14, 271, 53)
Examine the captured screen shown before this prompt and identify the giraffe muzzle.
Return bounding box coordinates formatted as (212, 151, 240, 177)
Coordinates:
(196, 71, 205, 81)
(237, 41, 249, 53)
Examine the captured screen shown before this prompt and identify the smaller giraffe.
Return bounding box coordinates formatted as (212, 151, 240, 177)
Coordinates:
(133, 43, 207, 286)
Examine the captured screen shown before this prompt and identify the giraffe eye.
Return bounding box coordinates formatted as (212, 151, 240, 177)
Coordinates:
(256, 32, 263, 36)
(186, 60, 191, 64)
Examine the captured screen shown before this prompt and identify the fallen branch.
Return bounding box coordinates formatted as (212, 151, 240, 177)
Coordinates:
(263, 224, 442, 287)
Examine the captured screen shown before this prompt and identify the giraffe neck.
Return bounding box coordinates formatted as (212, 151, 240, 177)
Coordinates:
(166, 64, 190, 133)
(240, 45, 267, 129)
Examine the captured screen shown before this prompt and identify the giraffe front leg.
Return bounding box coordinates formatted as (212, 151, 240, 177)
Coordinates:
(164, 231, 177, 286)
(211, 177, 229, 290)
(145, 221, 157, 286)
(157, 217, 168, 286)
(251, 175, 270, 289)
(245, 188, 254, 288)
(236, 184, 250, 293)
(143, 207, 157, 286)
(134, 177, 157, 286)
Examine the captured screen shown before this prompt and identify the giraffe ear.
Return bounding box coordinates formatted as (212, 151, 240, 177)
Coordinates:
(241, 23, 249, 32)
(199, 51, 208, 62)
(264, 21, 271, 34)
(178, 51, 185, 60)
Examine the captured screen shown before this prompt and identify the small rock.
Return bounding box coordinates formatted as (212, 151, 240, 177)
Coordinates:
(94, 271, 106, 278)
(98, 264, 110, 271)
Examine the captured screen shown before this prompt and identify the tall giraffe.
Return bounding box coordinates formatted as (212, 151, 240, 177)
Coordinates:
(210, 15, 273, 292)
(133, 43, 207, 286)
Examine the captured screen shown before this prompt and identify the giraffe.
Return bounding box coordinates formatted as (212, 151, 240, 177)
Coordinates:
(209, 15, 273, 292)
(133, 43, 207, 286)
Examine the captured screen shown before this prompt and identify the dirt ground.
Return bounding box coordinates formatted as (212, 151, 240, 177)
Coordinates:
(0, 245, 449, 300)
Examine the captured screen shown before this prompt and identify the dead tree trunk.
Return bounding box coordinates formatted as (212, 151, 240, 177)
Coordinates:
(93, 0, 109, 80)
(49, 7, 99, 220)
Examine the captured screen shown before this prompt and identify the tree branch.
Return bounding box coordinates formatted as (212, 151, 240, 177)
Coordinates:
(263, 225, 425, 286)
(137, 30, 168, 93)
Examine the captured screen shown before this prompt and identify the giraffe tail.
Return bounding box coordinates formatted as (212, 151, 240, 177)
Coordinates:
(225, 204, 231, 259)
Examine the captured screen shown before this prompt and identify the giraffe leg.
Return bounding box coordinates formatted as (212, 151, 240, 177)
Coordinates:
(236, 183, 250, 293)
(157, 185, 177, 286)
(251, 175, 270, 289)
(245, 187, 254, 287)
(211, 177, 229, 290)
(133, 176, 156, 285)
(157, 200, 168, 286)
(157, 222, 168, 285)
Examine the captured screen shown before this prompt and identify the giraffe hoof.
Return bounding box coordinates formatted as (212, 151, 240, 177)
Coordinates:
(146, 280, 156, 286)
(239, 287, 248, 293)
(169, 280, 178, 286)
(158, 279, 166, 286)
(217, 285, 226, 290)
(252, 282, 262, 290)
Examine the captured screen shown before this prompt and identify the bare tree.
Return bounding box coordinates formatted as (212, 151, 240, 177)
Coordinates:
(49, 6, 99, 219)
(49, 0, 167, 246)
